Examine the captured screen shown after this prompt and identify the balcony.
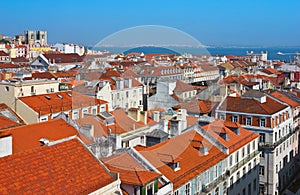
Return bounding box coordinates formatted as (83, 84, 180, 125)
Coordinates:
(229, 151, 260, 174)
(200, 174, 228, 195)
(259, 129, 296, 149)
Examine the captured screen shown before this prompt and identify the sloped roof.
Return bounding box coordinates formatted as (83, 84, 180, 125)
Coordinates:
(173, 80, 194, 93)
(0, 116, 19, 130)
(271, 91, 300, 108)
(0, 138, 116, 194)
(137, 130, 227, 189)
(18, 91, 107, 115)
(43, 53, 83, 63)
(102, 152, 160, 186)
(202, 120, 259, 153)
(0, 118, 90, 154)
(218, 96, 287, 115)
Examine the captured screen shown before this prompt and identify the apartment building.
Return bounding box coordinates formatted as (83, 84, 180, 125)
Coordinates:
(215, 90, 298, 195)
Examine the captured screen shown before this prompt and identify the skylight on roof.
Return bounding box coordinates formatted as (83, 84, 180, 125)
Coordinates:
(57, 94, 63, 99)
(45, 96, 51, 100)
(67, 93, 72, 97)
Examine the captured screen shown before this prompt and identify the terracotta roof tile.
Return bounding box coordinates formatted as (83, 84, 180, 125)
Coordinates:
(43, 53, 83, 64)
(0, 138, 116, 194)
(218, 96, 287, 115)
(102, 152, 160, 186)
(173, 80, 194, 93)
(138, 130, 227, 189)
(271, 91, 300, 108)
(18, 91, 107, 116)
(202, 120, 259, 153)
(0, 118, 89, 153)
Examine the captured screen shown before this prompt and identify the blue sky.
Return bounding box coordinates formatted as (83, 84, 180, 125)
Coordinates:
(2, 0, 300, 47)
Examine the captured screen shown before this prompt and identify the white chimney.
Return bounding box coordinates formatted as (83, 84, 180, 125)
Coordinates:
(153, 111, 160, 122)
(0, 135, 12, 157)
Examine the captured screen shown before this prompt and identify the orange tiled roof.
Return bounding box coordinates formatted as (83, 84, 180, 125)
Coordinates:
(102, 152, 160, 186)
(0, 118, 91, 154)
(18, 91, 107, 116)
(173, 80, 194, 93)
(202, 119, 259, 153)
(32, 71, 57, 79)
(0, 138, 116, 194)
(138, 130, 227, 189)
(110, 109, 147, 135)
(43, 53, 83, 64)
(0, 116, 20, 130)
(218, 96, 287, 115)
(75, 115, 110, 138)
(271, 91, 300, 108)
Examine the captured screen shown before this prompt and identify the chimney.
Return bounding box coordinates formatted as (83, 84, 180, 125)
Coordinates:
(0, 135, 12, 157)
(83, 124, 94, 138)
(140, 110, 147, 125)
(153, 111, 160, 122)
(200, 146, 209, 155)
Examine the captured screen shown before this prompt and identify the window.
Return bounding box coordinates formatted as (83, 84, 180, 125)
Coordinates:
(242, 147, 245, 158)
(215, 187, 219, 195)
(247, 144, 250, 155)
(146, 183, 154, 195)
(92, 108, 97, 115)
(184, 183, 190, 195)
(196, 176, 201, 193)
(100, 105, 106, 112)
(73, 110, 79, 120)
(253, 179, 257, 191)
(220, 113, 225, 120)
(116, 93, 120, 99)
(248, 183, 251, 195)
(276, 164, 278, 173)
(236, 151, 239, 163)
(40, 117, 48, 122)
(230, 177, 233, 187)
(260, 118, 266, 127)
(126, 91, 129, 98)
(82, 108, 88, 117)
(259, 133, 265, 143)
(246, 117, 251, 125)
(275, 132, 278, 142)
(229, 155, 233, 166)
(243, 167, 246, 176)
(5, 86, 9, 92)
(174, 190, 179, 195)
(237, 171, 240, 182)
(232, 115, 238, 122)
(248, 163, 252, 172)
(140, 136, 144, 144)
(259, 166, 265, 175)
(252, 140, 256, 150)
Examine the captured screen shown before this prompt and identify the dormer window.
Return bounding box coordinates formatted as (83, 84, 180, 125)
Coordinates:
(167, 161, 180, 172)
(246, 117, 252, 126)
(232, 115, 238, 122)
(220, 132, 229, 141)
(260, 118, 266, 127)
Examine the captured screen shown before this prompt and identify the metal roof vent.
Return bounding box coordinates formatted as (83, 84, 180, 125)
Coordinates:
(39, 138, 50, 146)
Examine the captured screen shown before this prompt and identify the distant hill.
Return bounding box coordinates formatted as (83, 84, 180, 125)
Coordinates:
(124, 46, 180, 55)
